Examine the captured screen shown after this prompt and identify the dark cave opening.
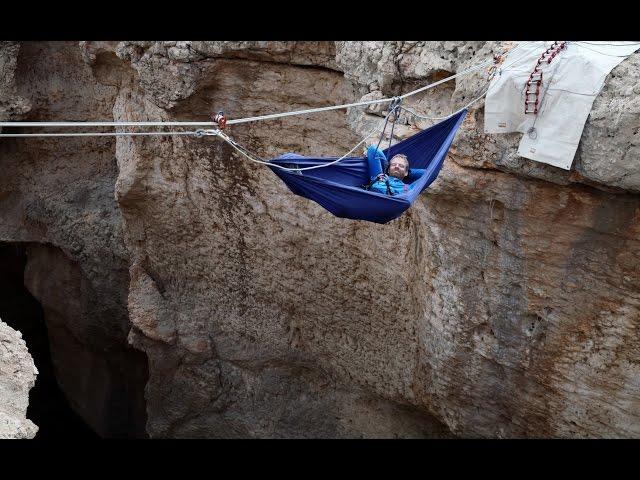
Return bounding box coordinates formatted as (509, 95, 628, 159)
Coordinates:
(0, 243, 98, 438)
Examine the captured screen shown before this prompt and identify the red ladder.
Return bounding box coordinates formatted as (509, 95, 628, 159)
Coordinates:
(524, 41, 567, 114)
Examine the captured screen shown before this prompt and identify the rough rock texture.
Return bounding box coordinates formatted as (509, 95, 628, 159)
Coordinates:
(0, 319, 38, 439)
(0, 41, 639, 438)
(0, 42, 31, 122)
(0, 42, 148, 438)
(578, 54, 640, 191)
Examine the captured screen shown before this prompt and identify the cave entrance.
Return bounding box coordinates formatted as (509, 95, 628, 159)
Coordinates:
(0, 243, 99, 438)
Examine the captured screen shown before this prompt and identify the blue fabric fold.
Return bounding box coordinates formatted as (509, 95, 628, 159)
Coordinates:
(268, 109, 467, 224)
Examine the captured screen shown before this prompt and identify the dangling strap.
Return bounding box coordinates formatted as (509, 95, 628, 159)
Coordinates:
(388, 106, 398, 152)
(362, 98, 403, 193)
(375, 109, 392, 154)
(375, 98, 402, 174)
(375, 97, 402, 156)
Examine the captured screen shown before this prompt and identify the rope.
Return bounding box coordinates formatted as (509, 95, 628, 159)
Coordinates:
(177, 59, 492, 128)
(0, 43, 549, 175)
(374, 99, 401, 152)
(0, 45, 542, 175)
(576, 41, 640, 47)
(0, 130, 200, 138)
(494, 41, 546, 72)
(267, 44, 538, 170)
(0, 59, 495, 131)
(238, 46, 510, 148)
(396, 60, 494, 100)
(0, 42, 552, 135)
(220, 41, 546, 171)
(0, 121, 217, 128)
(396, 42, 550, 123)
(544, 87, 596, 97)
(573, 42, 640, 57)
(387, 105, 398, 151)
(399, 88, 489, 122)
(206, 108, 397, 173)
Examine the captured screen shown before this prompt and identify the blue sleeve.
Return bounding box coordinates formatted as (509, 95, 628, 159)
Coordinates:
(366, 145, 386, 179)
(405, 168, 426, 186)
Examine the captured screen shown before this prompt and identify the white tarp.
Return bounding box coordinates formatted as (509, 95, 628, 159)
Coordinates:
(484, 41, 640, 170)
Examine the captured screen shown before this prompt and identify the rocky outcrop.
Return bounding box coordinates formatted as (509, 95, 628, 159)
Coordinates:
(578, 54, 640, 191)
(0, 41, 638, 438)
(0, 42, 147, 438)
(0, 42, 31, 122)
(0, 319, 38, 439)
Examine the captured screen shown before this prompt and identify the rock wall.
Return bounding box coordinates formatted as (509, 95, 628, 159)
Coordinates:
(0, 42, 148, 438)
(0, 41, 638, 438)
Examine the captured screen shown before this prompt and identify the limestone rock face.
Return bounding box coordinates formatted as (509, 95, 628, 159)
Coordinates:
(0, 42, 31, 122)
(0, 319, 38, 439)
(0, 42, 147, 438)
(578, 54, 640, 192)
(1, 41, 639, 438)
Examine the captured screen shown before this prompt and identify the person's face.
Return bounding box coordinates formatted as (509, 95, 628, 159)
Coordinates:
(388, 156, 409, 179)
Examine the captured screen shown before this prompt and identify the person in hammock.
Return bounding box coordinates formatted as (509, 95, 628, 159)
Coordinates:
(364, 145, 423, 196)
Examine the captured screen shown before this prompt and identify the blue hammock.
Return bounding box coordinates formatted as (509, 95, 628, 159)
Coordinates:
(268, 109, 467, 224)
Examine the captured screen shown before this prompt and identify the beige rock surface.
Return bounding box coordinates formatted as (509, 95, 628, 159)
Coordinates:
(0, 319, 38, 439)
(0, 41, 638, 438)
(0, 42, 147, 438)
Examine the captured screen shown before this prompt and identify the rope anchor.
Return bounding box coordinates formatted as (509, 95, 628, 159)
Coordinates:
(388, 97, 402, 121)
(212, 111, 227, 129)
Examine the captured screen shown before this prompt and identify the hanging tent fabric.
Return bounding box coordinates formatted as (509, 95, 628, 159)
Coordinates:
(267, 109, 467, 224)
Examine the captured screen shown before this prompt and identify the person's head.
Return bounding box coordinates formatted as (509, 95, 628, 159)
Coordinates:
(388, 154, 410, 179)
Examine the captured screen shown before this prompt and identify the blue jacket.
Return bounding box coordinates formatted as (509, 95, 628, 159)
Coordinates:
(366, 145, 413, 196)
